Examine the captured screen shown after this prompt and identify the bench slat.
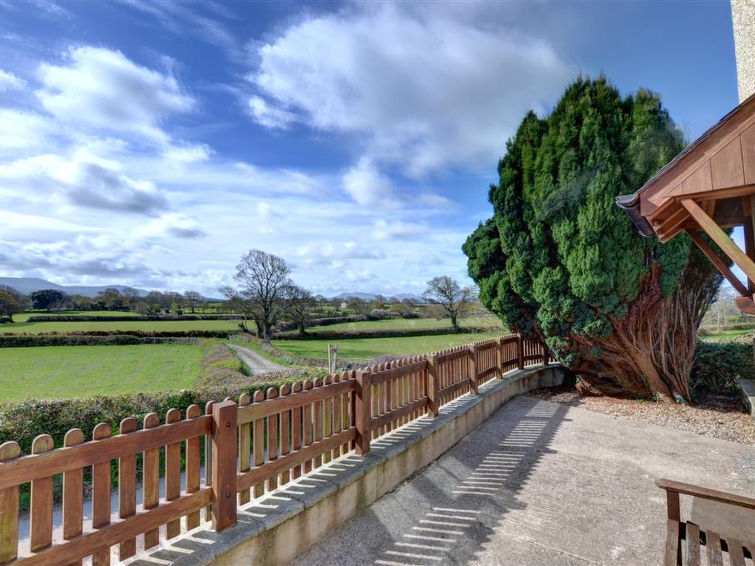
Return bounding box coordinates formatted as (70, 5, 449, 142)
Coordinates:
(685, 523, 700, 566)
(665, 519, 680, 566)
(705, 531, 723, 566)
(727, 539, 745, 566)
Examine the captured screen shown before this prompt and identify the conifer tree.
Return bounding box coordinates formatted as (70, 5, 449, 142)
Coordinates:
(463, 77, 721, 400)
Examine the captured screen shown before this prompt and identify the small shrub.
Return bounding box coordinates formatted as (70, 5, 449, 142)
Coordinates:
(690, 341, 754, 397)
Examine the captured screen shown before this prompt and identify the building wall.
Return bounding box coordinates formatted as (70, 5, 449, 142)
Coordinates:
(732, 0, 755, 102)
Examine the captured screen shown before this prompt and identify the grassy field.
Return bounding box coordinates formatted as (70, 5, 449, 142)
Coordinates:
(295, 315, 502, 335)
(0, 343, 205, 401)
(0, 318, 240, 334)
(700, 328, 755, 342)
(273, 331, 502, 361)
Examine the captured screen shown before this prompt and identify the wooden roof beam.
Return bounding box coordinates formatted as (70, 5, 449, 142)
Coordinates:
(681, 198, 755, 290)
(654, 208, 689, 241)
(686, 230, 749, 296)
(673, 183, 755, 203)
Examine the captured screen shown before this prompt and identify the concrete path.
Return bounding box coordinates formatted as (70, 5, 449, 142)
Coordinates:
(292, 395, 754, 565)
(226, 343, 283, 375)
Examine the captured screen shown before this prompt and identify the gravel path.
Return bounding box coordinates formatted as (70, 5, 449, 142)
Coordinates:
(528, 387, 754, 444)
(226, 343, 284, 375)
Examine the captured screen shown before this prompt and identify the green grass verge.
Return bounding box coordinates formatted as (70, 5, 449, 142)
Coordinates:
(0, 343, 205, 401)
(0, 318, 241, 335)
(273, 331, 501, 361)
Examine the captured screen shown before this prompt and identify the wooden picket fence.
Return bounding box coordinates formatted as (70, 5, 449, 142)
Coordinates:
(0, 334, 549, 565)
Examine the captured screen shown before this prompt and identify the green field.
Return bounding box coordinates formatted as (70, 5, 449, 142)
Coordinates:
(273, 331, 502, 361)
(700, 328, 755, 342)
(295, 315, 502, 335)
(1, 318, 240, 335)
(0, 343, 205, 401)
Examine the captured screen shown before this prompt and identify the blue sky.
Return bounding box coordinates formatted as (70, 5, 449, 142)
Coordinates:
(0, 0, 739, 297)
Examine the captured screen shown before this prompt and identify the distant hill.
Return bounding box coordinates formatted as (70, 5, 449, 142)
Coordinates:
(332, 292, 422, 302)
(0, 277, 148, 298)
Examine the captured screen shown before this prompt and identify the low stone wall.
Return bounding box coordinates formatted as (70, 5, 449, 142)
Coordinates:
(135, 363, 566, 565)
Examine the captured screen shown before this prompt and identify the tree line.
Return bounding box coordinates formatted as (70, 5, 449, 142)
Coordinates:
(220, 249, 478, 342)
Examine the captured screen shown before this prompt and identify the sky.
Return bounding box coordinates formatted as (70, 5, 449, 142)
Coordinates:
(0, 0, 740, 297)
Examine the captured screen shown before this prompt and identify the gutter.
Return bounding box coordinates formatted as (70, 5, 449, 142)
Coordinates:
(615, 193, 656, 238)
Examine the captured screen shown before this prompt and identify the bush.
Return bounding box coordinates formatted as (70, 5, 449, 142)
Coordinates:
(690, 341, 754, 397)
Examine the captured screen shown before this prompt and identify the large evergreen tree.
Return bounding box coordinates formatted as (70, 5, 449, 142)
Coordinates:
(463, 77, 720, 400)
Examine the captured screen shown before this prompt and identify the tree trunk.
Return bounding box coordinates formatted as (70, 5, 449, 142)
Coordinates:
(298, 323, 306, 337)
(451, 316, 458, 332)
(551, 256, 720, 401)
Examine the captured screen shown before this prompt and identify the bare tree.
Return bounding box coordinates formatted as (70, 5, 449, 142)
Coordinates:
(122, 287, 140, 310)
(347, 297, 371, 317)
(422, 276, 474, 332)
(220, 249, 292, 342)
(284, 284, 315, 337)
(184, 290, 202, 314)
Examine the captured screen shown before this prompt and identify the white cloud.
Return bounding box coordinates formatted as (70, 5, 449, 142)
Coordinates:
(0, 150, 169, 215)
(36, 46, 195, 143)
(342, 157, 398, 207)
(0, 69, 25, 91)
(248, 3, 571, 176)
(248, 95, 296, 129)
(136, 212, 205, 239)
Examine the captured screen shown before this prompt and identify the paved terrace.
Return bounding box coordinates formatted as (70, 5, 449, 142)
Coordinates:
(292, 395, 754, 565)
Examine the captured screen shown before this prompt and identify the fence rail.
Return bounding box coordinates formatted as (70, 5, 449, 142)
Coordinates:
(0, 333, 550, 564)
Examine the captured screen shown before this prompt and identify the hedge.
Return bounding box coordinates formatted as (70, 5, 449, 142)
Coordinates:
(690, 341, 754, 398)
(1, 329, 235, 339)
(25, 314, 242, 322)
(273, 315, 367, 333)
(272, 325, 499, 340)
(0, 335, 198, 347)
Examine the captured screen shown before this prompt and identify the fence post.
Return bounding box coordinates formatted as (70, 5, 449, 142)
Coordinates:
(426, 355, 439, 417)
(496, 338, 504, 378)
(468, 345, 479, 395)
(355, 369, 372, 455)
(211, 400, 237, 532)
(517, 335, 524, 370)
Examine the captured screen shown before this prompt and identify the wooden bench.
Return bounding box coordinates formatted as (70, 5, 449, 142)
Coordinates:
(657, 479, 755, 565)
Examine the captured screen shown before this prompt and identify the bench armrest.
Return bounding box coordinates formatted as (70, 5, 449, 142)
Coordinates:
(656, 478, 755, 510)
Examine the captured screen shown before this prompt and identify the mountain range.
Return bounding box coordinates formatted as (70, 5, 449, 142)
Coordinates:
(0, 277, 149, 298)
(0, 277, 423, 302)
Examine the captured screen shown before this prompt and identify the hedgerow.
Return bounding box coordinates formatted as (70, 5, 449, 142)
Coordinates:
(690, 341, 754, 398)
(0, 335, 197, 347)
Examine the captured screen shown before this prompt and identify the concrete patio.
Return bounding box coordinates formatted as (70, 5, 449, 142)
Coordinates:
(292, 395, 754, 565)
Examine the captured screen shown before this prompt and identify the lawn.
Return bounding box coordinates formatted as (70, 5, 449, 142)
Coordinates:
(0, 318, 241, 335)
(0, 343, 205, 401)
(273, 331, 502, 361)
(295, 315, 502, 335)
(700, 328, 755, 342)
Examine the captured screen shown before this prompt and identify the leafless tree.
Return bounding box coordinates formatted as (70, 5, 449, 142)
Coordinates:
(422, 276, 474, 332)
(284, 284, 315, 337)
(220, 249, 292, 342)
(184, 290, 202, 314)
(122, 287, 140, 310)
(347, 297, 371, 317)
